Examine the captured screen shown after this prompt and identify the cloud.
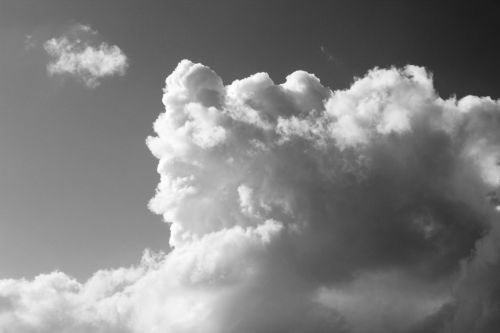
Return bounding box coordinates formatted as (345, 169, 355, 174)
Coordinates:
(2, 60, 500, 332)
(24, 35, 36, 50)
(43, 24, 128, 88)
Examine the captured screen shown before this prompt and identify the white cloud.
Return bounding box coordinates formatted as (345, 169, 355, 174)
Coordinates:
(3, 60, 500, 332)
(238, 184, 256, 216)
(0, 221, 285, 333)
(43, 24, 128, 88)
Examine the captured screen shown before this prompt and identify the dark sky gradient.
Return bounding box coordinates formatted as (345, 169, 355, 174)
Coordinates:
(0, 0, 499, 280)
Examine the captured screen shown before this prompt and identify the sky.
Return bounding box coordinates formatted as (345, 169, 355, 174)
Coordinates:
(1, 1, 500, 332)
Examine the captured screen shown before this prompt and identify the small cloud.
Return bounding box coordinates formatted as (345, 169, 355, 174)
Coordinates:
(43, 23, 128, 88)
(320, 45, 343, 67)
(24, 35, 36, 50)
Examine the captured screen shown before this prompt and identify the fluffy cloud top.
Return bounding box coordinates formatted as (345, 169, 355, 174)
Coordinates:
(43, 24, 128, 88)
(2, 60, 500, 333)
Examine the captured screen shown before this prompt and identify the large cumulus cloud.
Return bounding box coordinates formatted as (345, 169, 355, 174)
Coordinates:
(2, 60, 500, 333)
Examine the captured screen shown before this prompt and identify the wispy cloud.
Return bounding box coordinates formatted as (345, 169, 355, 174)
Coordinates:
(43, 24, 128, 88)
(320, 45, 343, 67)
(24, 34, 36, 50)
